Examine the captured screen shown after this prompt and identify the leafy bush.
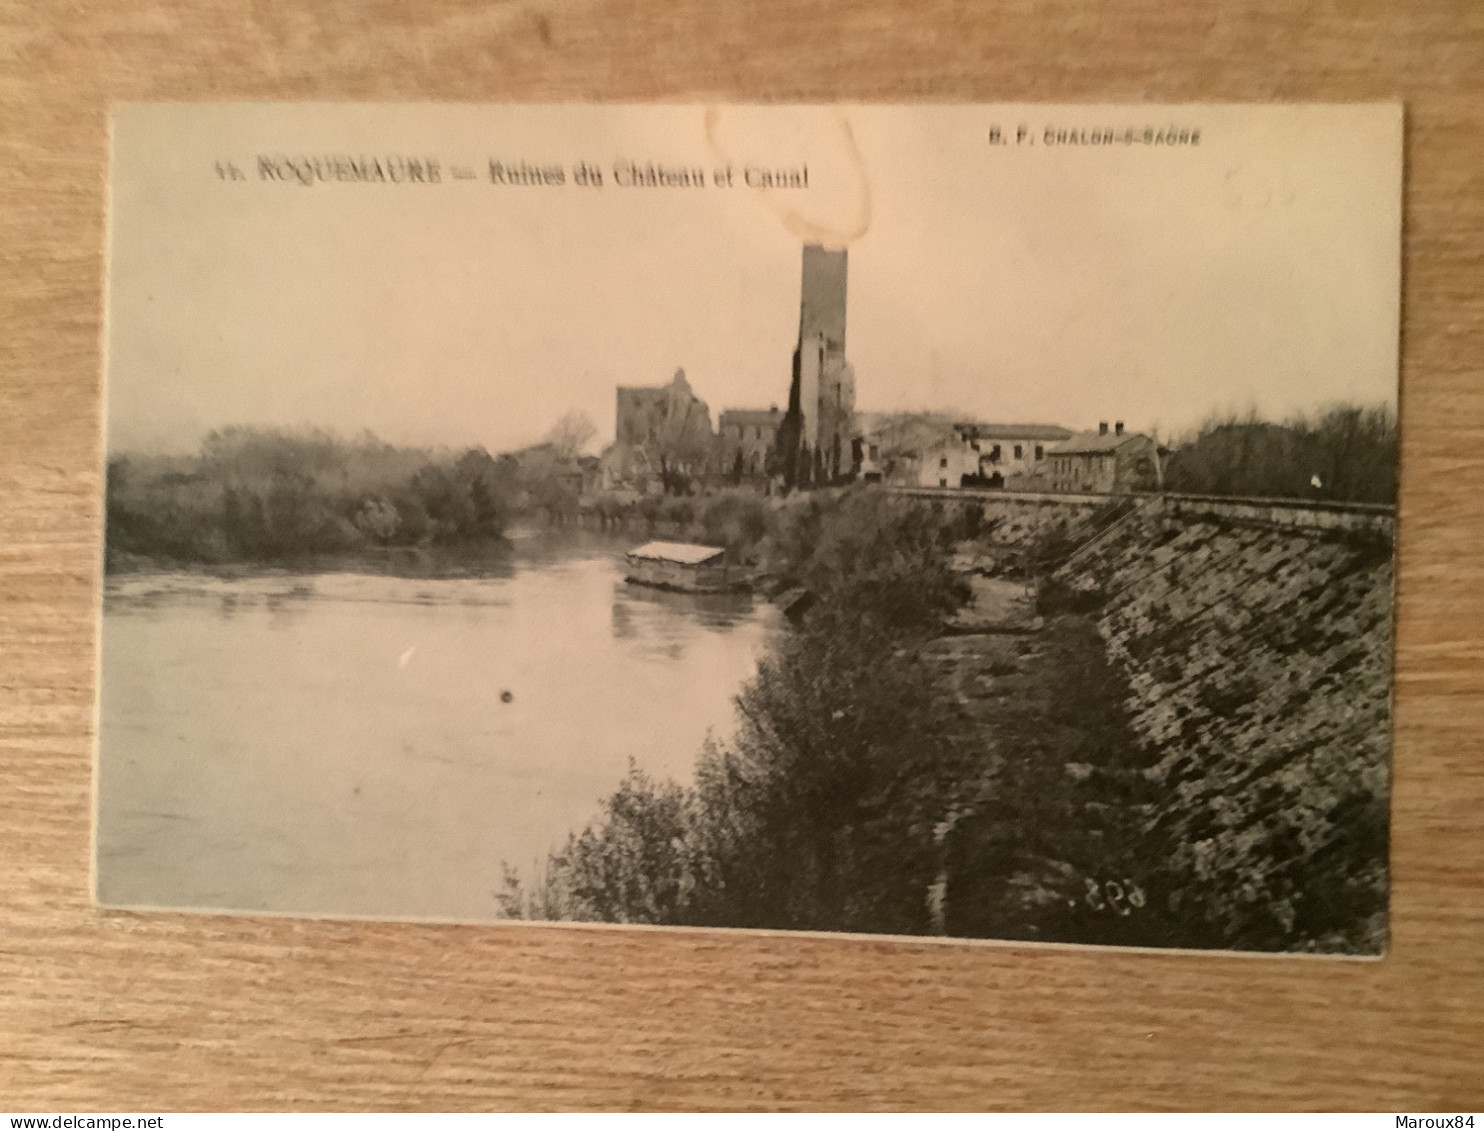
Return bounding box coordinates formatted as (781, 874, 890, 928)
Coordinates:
(698, 493, 771, 561)
(768, 488, 969, 633)
(506, 487, 972, 933)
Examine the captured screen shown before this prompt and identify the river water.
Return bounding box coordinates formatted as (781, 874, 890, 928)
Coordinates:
(95, 528, 781, 922)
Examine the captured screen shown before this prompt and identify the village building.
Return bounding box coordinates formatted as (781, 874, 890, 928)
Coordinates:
(502, 440, 580, 490)
(849, 412, 957, 484)
(716, 407, 783, 479)
(497, 441, 596, 511)
(849, 414, 1073, 488)
(1047, 421, 1163, 494)
(913, 422, 1074, 489)
(601, 368, 715, 492)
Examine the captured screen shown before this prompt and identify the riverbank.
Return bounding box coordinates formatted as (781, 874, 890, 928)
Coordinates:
(104, 524, 668, 580)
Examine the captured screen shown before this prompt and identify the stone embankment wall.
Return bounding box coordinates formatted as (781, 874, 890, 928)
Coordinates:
(1053, 504, 1393, 951)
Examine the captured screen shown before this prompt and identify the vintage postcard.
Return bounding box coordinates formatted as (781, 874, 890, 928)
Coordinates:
(97, 103, 1401, 954)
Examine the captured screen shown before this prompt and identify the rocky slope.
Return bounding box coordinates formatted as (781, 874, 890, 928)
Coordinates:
(1054, 506, 1393, 952)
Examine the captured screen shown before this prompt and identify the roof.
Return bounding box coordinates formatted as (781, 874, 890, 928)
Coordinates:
(857, 414, 960, 452)
(718, 408, 783, 426)
(953, 422, 1074, 442)
(626, 541, 725, 565)
(1052, 430, 1152, 455)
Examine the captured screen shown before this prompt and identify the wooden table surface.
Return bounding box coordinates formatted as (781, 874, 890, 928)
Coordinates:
(2, 0, 1481, 1112)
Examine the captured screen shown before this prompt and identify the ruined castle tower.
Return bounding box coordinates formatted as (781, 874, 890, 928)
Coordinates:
(782, 244, 855, 486)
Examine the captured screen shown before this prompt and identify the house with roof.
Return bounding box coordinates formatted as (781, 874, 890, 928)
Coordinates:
(1047, 421, 1163, 494)
(849, 412, 958, 483)
(716, 406, 783, 479)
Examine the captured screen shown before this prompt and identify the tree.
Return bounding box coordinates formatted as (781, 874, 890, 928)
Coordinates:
(1163, 403, 1396, 503)
(545, 410, 597, 461)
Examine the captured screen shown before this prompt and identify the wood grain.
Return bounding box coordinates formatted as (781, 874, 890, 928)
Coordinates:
(2, 0, 1481, 1111)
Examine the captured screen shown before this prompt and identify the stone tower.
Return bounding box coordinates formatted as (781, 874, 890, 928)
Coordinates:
(782, 243, 855, 486)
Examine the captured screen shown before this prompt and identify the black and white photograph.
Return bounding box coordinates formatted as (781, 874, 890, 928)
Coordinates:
(97, 102, 1401, 955)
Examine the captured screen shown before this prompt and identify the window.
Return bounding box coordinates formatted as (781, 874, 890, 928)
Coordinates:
(1035, 445, 1044, 460)
(989, 444, 1001, 463)
(1014, 444, 1023, 460)
(939, 478, 948, 487)
(939, 456, 949, 468)
(869, 444, 879, 461)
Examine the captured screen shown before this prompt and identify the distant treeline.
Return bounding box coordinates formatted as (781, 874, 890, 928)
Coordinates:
(105, 427, 558, 569)
(105, 425, 790, 572)
(107, 402, 1396, 571)
(1162, 404, 1396, 504)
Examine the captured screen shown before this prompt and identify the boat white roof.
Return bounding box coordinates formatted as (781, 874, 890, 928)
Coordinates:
(627, 541, 726, 565)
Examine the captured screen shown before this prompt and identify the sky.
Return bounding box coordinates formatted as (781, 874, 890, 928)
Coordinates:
(105, 103, 1402, 455)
